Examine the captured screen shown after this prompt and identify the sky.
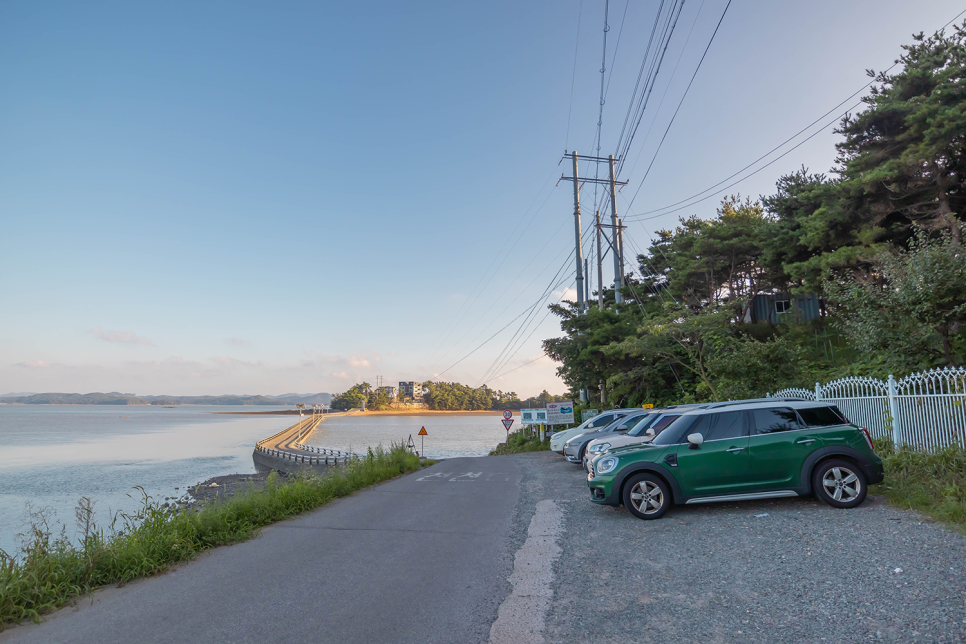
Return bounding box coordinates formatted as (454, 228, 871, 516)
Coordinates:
(1, 1, 963, 398)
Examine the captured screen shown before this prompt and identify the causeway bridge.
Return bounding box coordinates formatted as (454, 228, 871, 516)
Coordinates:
(253, 412, 360, 471)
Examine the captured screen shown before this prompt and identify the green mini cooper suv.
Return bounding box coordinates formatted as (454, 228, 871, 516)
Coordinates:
(586, 400, 884, 520)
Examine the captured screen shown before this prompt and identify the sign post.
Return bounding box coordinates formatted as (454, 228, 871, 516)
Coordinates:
(418, 426, 428, 457)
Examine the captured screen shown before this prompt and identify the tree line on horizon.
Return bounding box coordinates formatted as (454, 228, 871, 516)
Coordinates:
(544, 24, 966, 407)
(329, 381, 570, 411)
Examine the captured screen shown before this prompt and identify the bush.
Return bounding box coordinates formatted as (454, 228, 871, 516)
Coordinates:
(490, 429, 551, 455)
(0, 445, 422, 629)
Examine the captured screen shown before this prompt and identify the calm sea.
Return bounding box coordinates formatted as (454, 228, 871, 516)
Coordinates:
(0, 406, 506, 556)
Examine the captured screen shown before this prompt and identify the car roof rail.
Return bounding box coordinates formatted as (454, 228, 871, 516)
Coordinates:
(703, 397, 809, 409)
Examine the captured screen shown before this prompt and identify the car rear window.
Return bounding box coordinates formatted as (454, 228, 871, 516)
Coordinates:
(797, 406, 848, 427)
(752, 408, 804, 434)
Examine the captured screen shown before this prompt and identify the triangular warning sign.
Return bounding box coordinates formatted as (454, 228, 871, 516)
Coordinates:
(502, 418, 514, 431)
(418, 426, 428, 436)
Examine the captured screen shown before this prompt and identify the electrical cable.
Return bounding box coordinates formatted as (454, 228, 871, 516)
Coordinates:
(626, 0, 733, 209)
(565, 0, 584, 151)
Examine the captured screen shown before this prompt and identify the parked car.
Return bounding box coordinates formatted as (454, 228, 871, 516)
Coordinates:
(563, 410, 653, 464)
(549, 410, 635, 454)
(583, 406, 702, 471)
(586, 400, 884, 520)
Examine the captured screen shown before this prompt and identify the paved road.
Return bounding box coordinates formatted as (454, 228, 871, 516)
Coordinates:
(0, 457, 522, 644)
(4, 452, 966, 643)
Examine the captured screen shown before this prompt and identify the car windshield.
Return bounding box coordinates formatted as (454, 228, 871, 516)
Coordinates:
(626, 414, 659, 437)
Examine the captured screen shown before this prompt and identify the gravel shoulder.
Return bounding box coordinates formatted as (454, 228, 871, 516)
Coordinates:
(510, 451, 966, 644)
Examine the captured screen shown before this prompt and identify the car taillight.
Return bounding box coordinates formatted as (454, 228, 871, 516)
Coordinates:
(858, 426, 874, 451)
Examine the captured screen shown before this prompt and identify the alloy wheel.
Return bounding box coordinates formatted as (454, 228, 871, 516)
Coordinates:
(821, 466, 861, 502)
(629, 480, 664, 515)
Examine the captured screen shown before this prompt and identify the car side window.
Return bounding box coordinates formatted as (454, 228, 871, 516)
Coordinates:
(797, 406, 847, 428)
(588, 414, 614, 428)
(752, 408, 804, 434)
(626, 415, 656, 436)
(614, 415, 644, 431)
(687, 414, 715, 437)
(706, 411, 748, 440)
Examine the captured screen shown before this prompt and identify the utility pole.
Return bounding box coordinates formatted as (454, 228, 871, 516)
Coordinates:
(618, 217, 625, 298)
(584, 258, 590, 305)
(570, 152, 585, 313)
(608, 154, 623, 304)
(596, 211, 604, 309)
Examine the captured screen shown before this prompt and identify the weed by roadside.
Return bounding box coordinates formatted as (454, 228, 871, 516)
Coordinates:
(490, 429, 551, 455)
(871, 438, 966, 532)
(0, 444, 422, 630)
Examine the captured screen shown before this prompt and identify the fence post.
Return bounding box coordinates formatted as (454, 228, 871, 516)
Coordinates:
(815, 382, 822, 401)
(888, 374, 900, 447)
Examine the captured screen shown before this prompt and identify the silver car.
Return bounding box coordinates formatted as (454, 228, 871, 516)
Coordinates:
(563, 411, 653, 464)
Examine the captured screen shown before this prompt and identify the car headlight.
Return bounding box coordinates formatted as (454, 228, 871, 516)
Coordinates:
(596, 456, 618, 475)
(589, 443, 611, 453)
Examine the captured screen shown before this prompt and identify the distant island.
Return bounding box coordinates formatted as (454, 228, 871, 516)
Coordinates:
(0, 392, 331, 406)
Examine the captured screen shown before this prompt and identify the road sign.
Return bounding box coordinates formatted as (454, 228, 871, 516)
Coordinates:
(417, 426, 427, 458)
(521, 408, 547, 425)
(503, 409, 513, 420)
(581, 409, 600, 423)
(546, 401, 575, 425)
(502, 418, 514, 431)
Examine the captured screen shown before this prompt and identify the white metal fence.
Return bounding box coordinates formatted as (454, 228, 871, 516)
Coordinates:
(769, 367, 966, 450)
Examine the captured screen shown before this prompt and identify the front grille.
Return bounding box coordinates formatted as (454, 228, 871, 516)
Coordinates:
(588, 462, 595, 478)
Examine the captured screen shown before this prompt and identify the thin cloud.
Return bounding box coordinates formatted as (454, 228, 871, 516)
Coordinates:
(15, 360, 49, 368)
(331, 371, 350, 379)
(89, 327, 153, 346)
(347, 356, 371, 368)
(227, 337, 249, 347)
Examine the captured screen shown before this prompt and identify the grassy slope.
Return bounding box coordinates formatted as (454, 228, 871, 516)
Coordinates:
(0, 446, 424, 629)
(871, 438, 966, 532)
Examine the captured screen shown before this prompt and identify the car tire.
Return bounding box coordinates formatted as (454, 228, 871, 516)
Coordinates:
(813, 459, 868, 508)
(577, 444, 588, 465)
(622, 473, 671, 520)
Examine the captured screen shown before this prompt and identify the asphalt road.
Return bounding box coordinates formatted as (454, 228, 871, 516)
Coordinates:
(4, 451, 966, 643)
(0, 457, 523, 644)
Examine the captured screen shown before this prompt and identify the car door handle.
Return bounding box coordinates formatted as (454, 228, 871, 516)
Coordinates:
(796, 438, 816, 444)
(726, 447, 744, 453)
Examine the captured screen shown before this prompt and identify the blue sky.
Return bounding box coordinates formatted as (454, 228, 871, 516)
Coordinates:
(1, 1, 962, 397)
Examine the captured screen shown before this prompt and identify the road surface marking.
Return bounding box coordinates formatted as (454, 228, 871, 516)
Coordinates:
(449, 472, 482, 481)
(488, 499, 564, 644)
(415, 472, 453, 481)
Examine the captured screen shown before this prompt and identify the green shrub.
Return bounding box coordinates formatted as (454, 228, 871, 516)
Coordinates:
(490, 429, 551, 455)
(0, 445, 422, 629)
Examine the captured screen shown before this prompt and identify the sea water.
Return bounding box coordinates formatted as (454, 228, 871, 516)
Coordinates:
(0, 406, 507, 556)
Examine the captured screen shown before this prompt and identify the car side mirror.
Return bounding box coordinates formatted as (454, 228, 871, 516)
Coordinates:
(645, 428, 655, 437)
(687, 433, 704, 449)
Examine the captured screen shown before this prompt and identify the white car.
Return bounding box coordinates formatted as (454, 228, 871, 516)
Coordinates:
(549, 410, 634, 453)
(583, 407, 700, 471)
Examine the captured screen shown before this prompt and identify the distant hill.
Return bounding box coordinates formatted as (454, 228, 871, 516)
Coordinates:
(0, 392, 37, 398)
(0, 392, 306, 406)
(267, 393, 331, 405)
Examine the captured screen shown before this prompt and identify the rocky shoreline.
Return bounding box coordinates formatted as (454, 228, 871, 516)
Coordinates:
(160, 470, 292, 511)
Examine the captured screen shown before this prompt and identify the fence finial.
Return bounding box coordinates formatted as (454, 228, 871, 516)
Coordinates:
(815, 382, 822, 401)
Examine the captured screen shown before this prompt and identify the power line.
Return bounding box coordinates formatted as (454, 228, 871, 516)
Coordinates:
(627, 0, 733, 209)
(565, 0, 584, 151)
(624, 99, 862, 222)
(626, 3, 966, 218)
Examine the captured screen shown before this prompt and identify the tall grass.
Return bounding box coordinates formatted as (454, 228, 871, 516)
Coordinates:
(0, 444, 422, 629)
(872, 437, 966, 531)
